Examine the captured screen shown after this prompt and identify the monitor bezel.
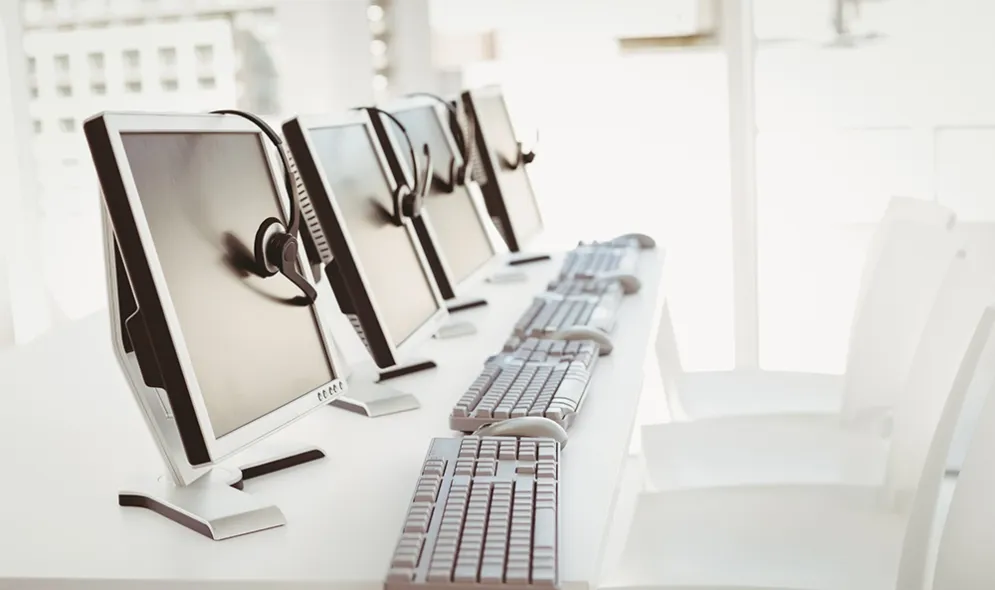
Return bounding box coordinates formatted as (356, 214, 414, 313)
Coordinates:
(379, 95, 505, 292)
(283, 109, 450, 362)
(462, 85, 545, 252)
(87, 111, 348, 466)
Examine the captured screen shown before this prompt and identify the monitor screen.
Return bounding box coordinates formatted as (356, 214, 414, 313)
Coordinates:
(306, 123, 441, 345)
(121, 131, 334, 438)
(475, 93, 543, 245)
(392, 106, 495, 285)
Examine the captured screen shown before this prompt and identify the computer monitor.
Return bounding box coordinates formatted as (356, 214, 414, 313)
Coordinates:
(85, 112, 348, 540)
(373, 96, 503, 306)
(462, 85, 544, 253)
(282, 110, 449, 376)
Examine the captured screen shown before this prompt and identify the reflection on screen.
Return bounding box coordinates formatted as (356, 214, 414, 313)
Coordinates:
(475, 93, 543, 244)
(392, 106, 495, 285)
(307, 123, 440, 345)
(121, 131, 334, 437)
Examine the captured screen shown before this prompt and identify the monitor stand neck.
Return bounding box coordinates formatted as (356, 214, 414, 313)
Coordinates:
(331, 359, 434, 417)
(119, 446, 325, 541)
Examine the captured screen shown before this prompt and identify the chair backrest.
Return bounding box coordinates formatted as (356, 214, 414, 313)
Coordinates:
(841, 199, 963, 421)
(945, 230, 995, 473)
(893, 305, 995, 589)
(930, 336, 995, 590)
(884, 250, 995, 508)
(851, 197, 956, 321)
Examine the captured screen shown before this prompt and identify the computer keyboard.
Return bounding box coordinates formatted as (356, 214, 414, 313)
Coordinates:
(559, 245, 638, 280)
(546, 277, 622, 298)
(385, 436, 560, 589)
(509, 291, 622, 342)
(450, 338, 600, 432)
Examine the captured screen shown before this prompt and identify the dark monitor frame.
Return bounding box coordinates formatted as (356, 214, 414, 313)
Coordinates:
(461, 85, 544, 253)
(371, 95, 504, 301)
(282, 110, 449, 370)
(85, 112, 348, 476)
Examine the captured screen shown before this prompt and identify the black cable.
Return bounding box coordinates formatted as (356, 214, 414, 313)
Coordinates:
(406, 92, 475, 184)
(363, 106, 424, 197)
(209, 109, 301, 236)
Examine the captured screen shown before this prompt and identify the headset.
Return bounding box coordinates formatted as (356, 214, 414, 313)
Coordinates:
(502, 129, 537, 171)
(406, 92, 475, 193)
(209, 109, 318, 304)
(363, 106, 432, 225)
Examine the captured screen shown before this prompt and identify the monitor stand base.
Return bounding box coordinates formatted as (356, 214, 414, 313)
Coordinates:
(487, 269, 529, 284)
(118, 446, 325, 541)
(331, 360, 435, 417)
(435, 319, 477, 340)
(447, 296, 488, 313)
(507, 252, 551, 266)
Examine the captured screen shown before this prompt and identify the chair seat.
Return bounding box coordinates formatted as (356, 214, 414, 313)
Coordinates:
(673, 370, 845, 421)
(607, 488, 904, 590)
(641, 415, 890, 491)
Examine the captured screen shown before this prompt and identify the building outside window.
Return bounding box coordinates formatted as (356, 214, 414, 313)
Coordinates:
(123, 49, 140, 69)
(157, 46, 176, 67)
(53, 53, 69, 73)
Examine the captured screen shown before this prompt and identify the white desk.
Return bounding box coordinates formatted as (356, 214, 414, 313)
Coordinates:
(0, 250, 664, 590)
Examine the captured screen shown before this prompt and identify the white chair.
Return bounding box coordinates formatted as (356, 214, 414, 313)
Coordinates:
(602, 305, 995, 590)
(658, 197, 960, 422)
(931, 354, 995, 590)
(641, 247, 995, 494)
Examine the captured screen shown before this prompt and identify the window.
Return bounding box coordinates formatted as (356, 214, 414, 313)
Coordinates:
(161, 78, 178, 92)
(56, 84, 72, 97)
(58, 118, 76, 133)
(90, 82, 106, 95)
(26, 56, 36, 74)
(197, 76, 216, 90)
(40, 0, 55, 13)
(125, 80, 142, 93)
(157, 47, 176, 67)
(54, 54, 70, 73)
(194, 44, 214, 65)
(33, 120, 42, 134)
(87, 52, 104, 71)
(123, 49, 140, 69)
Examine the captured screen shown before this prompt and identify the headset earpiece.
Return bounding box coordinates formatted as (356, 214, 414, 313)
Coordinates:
(254, 217, 284, 277)
(391, 184, 413, 224)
